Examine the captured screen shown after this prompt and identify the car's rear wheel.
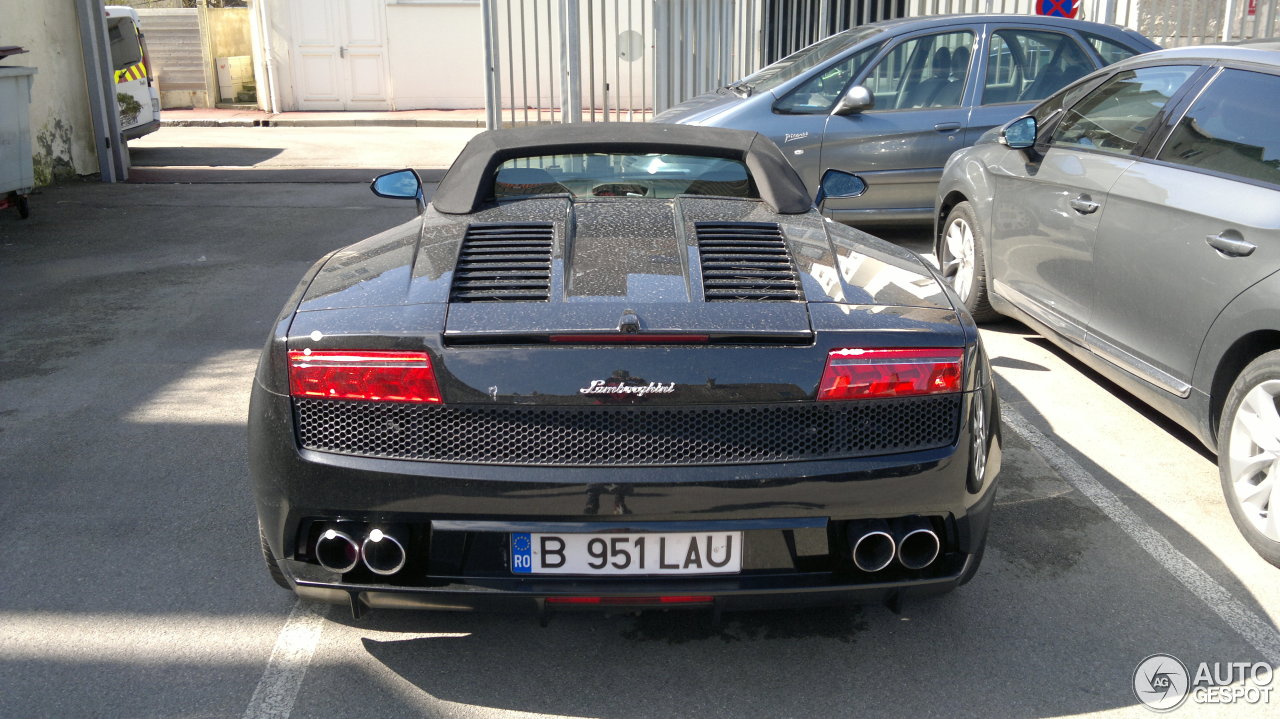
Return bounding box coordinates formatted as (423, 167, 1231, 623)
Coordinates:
(940, 202, 997, 322)
(1219, 350, 1280, 568)
(260, 524, 293, 589)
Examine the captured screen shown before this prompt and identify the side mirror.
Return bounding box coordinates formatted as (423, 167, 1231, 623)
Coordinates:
(999, 116, 1037, 150)
(815, 169, 867, 206)
(832, 85, 875, 116)
(372, 168, 423, 196)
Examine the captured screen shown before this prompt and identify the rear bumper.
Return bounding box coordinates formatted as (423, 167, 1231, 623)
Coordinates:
(290, 552, 982, 617)
(250, 379, 1000, 614)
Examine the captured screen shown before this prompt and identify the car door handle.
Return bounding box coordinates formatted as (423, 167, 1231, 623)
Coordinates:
(934, 122, 961, 132)
(1069, 195, 1100, 214)
(1206, 232, 1256, 258)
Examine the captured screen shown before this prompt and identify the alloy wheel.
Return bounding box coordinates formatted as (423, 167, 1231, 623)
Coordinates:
(1226, 379, 1280, 542)
(943, 216, 976, 302)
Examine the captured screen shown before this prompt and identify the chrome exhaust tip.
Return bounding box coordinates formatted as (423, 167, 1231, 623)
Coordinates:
(895, 517, 941, 570)
(361, 529, 406, 576)
(849, 520, 896, 573)
(315, 528, 360, 573)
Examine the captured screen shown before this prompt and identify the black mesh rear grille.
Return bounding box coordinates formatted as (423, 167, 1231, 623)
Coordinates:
(294, 396, 961, 466)
(696, 222, 802, 301)
(450, 223, 553, 302)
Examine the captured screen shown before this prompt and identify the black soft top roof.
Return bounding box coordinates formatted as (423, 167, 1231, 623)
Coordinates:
(431, 123, 814, 215)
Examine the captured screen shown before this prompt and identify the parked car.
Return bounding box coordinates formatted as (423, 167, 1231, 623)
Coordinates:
(934, 42, 1280, 566)
(105, 5, 161, 140)
(250, 124, 1002, 618)
(654, 14, 1157, 228)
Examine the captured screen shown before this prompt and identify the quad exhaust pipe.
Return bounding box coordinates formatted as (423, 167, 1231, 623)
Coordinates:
(315, 528, 361, 573)
(893, 516, 941, 570)
(848, 517, 941, 572)
(314, 525, 406, 576)
(360, 529, 407, 575)
(849, 519, 896, 572)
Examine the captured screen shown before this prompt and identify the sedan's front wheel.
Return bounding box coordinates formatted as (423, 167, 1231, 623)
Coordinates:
(940, 202, 997, 322)
(1219, 350, 1280, 568)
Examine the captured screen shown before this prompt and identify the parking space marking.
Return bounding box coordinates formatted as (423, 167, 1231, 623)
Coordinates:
(1003, 402, 1280, 664)
(243, 601, 329, 719)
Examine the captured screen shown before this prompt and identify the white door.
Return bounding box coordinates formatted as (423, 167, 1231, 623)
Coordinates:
(289, 0, 390, 110)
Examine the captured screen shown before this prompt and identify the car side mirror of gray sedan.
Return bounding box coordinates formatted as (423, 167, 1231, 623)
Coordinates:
(999, 116, 1037, 150)
(832, 85, 875, 116)
(815, 169, 867, 206)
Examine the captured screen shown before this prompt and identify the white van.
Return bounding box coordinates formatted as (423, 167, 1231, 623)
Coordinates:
(104, 5, 160, 140)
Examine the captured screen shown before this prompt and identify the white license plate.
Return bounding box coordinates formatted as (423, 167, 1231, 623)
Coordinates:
(510, 531, 742, 575)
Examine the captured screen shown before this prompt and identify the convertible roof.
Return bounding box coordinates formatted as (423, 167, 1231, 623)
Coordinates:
(431, 123, 814, 215)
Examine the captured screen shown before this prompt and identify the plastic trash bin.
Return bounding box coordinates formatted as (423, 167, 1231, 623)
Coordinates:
(0, 65, 38, 219)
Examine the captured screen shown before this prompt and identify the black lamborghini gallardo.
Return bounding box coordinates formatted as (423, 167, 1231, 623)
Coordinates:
(249, 123, 1001, 619)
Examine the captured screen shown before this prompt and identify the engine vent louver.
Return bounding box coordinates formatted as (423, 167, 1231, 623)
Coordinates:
(449, 222, 554, 302)
(695, 222, 802, 301)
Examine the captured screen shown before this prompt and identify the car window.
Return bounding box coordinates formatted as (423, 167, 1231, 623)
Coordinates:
(492, 153, 758, 200)
(982, 29, 1093, 105)
(107, 18, 142, 70)
(1051, 65, 1198, 156)
(1082, 32, 1143, 66)
(1156, 68, 1280, 186)
(1030, 74, 1108, 129)
(774, 44, 881, 114)
(863, 31, 975, 110)
(737, 27, 882, 96)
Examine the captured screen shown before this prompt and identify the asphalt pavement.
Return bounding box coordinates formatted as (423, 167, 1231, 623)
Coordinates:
(1, 124, 1277, 718)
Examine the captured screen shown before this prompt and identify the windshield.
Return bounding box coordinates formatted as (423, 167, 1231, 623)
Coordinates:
(737, 27, 882, 95)
(492, 153, 757, 201)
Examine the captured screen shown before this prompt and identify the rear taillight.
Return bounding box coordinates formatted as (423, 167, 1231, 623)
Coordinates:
(818, 348, 963, 400)
(288, 350, 442, 403)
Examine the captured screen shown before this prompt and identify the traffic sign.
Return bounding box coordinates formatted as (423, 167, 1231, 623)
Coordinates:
(1036, 0, 1079, 18)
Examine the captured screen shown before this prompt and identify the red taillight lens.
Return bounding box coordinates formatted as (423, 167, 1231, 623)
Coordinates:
(818, 348, 963, 400)
(288, 350, 442, 403)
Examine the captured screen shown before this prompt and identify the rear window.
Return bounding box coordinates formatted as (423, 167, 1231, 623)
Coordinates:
(492, 153, 757, 201)
(1156, 68, 1280, 186)
(107, 18, 142, 70)
(1082, 32, 1144, 66)
(738, 27, 882, 95)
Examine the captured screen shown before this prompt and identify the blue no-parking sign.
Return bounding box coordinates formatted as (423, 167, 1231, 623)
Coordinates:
(1036, 0, 1079, 18)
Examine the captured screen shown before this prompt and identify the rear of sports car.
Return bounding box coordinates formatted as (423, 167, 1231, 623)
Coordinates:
(249, 189, 1001, 619)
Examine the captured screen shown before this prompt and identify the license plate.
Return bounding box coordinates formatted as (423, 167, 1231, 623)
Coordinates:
(510, 531, 742, 575)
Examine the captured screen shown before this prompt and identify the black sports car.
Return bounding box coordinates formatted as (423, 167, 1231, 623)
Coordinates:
(250, 124, 1001, 619)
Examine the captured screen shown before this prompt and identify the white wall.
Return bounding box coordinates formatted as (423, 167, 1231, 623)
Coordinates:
(262, 0, 487, 111)
(385, 1, 486, 109)
(0, 0, 99, 183)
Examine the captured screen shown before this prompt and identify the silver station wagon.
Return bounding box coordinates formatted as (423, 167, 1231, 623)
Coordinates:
(656, 14, 1156, 227)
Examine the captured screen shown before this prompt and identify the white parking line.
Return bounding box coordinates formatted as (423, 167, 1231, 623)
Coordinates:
(1002, 402, 1280, 665)
(243, 601, 329, 719)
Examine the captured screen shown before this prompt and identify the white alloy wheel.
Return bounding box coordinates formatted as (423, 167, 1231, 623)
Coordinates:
(944, 215, 976, 302)
(972, 395, 987, 488)
(1225, 378, 1280, 542)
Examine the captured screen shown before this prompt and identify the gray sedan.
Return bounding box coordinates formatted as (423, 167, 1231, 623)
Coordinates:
(934, 42, 1280, 567)
(655, 14, 1155, 227)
